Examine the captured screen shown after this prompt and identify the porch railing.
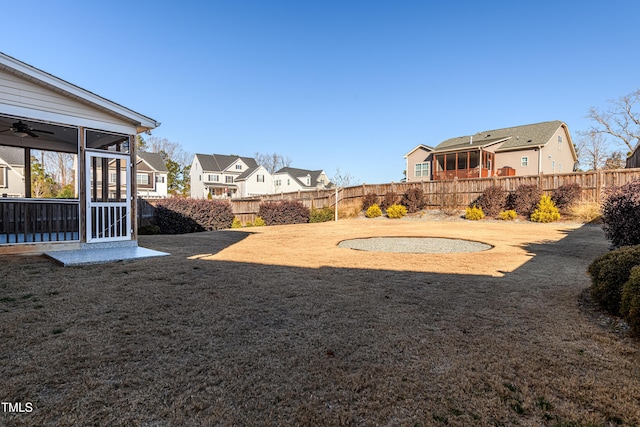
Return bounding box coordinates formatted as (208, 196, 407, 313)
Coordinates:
(0, 199, 80, 244)
(434, 168, 493, 180)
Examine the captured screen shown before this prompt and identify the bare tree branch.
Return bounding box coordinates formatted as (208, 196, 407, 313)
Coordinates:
(587, 89, 640, 153)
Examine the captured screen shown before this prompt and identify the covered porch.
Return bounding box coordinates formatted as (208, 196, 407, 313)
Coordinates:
(0, 52, 162, 259)
(433, 149, 496, 180)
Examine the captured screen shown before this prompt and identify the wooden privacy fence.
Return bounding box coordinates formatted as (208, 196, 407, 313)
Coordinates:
(231, 168, 640, 222)
(137, 169, 640, 225)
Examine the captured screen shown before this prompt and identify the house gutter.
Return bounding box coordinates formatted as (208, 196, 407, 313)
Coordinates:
(538, 145, 544, 174)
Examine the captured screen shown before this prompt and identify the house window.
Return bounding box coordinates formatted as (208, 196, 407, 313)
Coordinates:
(558, 136, 562, 149)
(415, 162, 430, 177)
(236, 164, 242, 170)
(110, 173, 117, 184)
(0, 166, 5, 188)
(226, 176, 234, 183)
(274, 179, 281, 186)
(521, 157, 529, 167)
(457, 152, 468, 170)
(156, 175, 165, 183)
(257, 174, 265, 182)
(208, 174, 220, 182)
(287, 179, 290, 185)
(137, 173, 149, 185)
(306, 177, 310, 185)
(559, 163, 563, 172)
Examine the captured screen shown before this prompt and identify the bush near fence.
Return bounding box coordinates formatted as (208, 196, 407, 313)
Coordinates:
(139, 169, 640, 225)
(229, 169, 640, 222)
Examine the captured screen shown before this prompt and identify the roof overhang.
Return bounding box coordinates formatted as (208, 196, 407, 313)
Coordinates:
(0, 52, 160, 134)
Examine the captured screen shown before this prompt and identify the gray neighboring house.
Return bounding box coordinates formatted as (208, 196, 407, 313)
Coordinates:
(0, 145, 25, 197)
(136, 152, 169, 198)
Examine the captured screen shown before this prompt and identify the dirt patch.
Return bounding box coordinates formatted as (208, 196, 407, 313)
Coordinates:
(1, 218, 639, 426)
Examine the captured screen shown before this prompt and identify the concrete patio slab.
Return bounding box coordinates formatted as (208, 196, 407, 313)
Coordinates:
(45, 246, 169, 266)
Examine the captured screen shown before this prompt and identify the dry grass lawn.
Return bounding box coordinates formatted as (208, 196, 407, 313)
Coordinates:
(1, 216, 640, 426)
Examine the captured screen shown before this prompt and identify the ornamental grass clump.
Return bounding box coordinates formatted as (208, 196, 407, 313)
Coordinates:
(231, 217, 243, 228)
(601, 179, 640, 248)
(386, 204, 407, 219)
(464, 205, 484, 220)
(587, 245, 640, 316)
(530, 195, 561, 223)
(365, 204, 382, 218)
(498, 210, 517, 221)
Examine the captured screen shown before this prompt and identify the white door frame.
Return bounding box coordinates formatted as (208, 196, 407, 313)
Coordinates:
(85, 150, 131, 243)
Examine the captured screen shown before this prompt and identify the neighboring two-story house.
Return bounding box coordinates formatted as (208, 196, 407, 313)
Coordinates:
(272, 167, 331, 193)
(136, 152, 168, 198)
(190, 153, 261, 198)
(405, 121, 578, 182)
(190, 154, 332, 198)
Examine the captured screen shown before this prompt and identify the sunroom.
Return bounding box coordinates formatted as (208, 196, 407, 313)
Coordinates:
(0, 52, 160, 257)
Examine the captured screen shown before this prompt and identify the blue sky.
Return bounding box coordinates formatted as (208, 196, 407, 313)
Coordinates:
(3, 1, 639, 184)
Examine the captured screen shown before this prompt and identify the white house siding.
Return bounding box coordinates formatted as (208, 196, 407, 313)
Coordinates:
(0, 68, 137, 135)
(272, 173, 304, 193)
(238, 168, 274, 197)
(0, 163, 24, 197)
(189, 157, 207, 198)
(494, 147, 540, 176)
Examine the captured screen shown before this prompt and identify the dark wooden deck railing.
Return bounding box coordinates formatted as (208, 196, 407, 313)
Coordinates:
(0, 199, 80, 244)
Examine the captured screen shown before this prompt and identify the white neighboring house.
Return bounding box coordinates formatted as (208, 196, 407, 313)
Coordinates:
(272, 167, 331, 193)
(0, 145, 25, 197)
(190, 153, 261, 199)
(136, 152, 168, 198)
(234, 165, 274, 197)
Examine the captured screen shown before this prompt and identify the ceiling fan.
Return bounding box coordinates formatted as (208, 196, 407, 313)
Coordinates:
(0, 120, 55, 138)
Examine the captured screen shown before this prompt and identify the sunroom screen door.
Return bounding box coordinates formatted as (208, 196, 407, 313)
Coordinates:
(86, 151, 131, 243)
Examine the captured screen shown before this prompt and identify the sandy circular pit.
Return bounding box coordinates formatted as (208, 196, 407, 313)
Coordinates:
(337, 236, 493, 253)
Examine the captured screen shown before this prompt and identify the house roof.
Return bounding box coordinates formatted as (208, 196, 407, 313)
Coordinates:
(138, 151, 168, 173)
(275, 167, 326, 187)
(0, 52, 160, 134)
(435, 121, 566, 153)
(404, 144, 434, 158)
(0, 145, 24, 166)
(194, 153, 258, 172)
(235, 165, 263, 181)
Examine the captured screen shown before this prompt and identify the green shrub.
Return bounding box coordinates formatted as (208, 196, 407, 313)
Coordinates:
(310, 206, 334, 223)
(231, 217, 243, 228)
(552, 183, 582, 211)
(588, 245, 640, 316)
(401, 187, 426, 213)
(508, 184, 542, 217)
(253, 216, 266, 227)
(601, 179, 640, 248)
(475, 186, 507, 217)
(154, 198, 234, 234)
(380, 191, 399, 210)
(362, 192, 379, 211)
(386, 204, 407, 219)
(621, 266, 640, 337)
(530, 195, 561, 223)
(365, 204, 382, 218)
(258, 200, 310, 225)
(465, 205, 485, 220)
(498, 210, 517, 220)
